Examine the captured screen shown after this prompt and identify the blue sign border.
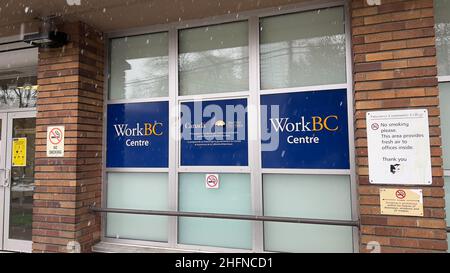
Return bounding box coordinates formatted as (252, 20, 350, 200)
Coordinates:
(106, 101, 169, 168)
(261, 89, 350, 169)
(180, 98, 249, 167)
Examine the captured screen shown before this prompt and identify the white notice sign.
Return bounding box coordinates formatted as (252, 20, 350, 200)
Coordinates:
(366, 109, 432, 185)
(47, 126, 65, 157)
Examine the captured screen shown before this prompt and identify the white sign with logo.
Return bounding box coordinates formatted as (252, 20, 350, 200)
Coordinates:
(366, 109, 432, 185)
(205, 174, 220, 189)
(47, 126, 65, 157)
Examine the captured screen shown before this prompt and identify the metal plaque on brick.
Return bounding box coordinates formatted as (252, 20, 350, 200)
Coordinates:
(380, 188, 424, 217)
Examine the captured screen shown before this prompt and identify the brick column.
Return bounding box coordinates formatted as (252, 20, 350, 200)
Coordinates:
(32, 22, 104, 253)
(351, 0, 447, 252)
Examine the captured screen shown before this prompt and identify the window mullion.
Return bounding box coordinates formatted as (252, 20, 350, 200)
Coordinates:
(168, 27, 179, 248)
(248, 15, 264, 253)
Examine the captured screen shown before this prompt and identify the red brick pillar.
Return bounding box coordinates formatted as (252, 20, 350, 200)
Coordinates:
(351, 0, 447, 252)
(32, 22, 104, 253)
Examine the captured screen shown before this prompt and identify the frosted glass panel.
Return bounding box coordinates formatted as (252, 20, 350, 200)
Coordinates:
(435, 0, 450, 76)
(179, 21, 249, 95)
(109, 32, 168, 99)
(106, 173, 168, 242)
(178, 173, 252, 249)
(260, 7, 346, 89)
(264, 223, 353, 253)
(263, 174, 353, 253)
(441, 83, 450, 169)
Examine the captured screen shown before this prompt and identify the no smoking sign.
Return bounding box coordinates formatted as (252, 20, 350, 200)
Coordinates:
(47, 126, 65, 157)
(395, 190, 406, 199)
(49, 128, 63, 144)
(205, 174, 220, 189)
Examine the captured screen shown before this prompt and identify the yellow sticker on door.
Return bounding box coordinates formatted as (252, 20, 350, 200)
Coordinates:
(12, 138, 27, 167)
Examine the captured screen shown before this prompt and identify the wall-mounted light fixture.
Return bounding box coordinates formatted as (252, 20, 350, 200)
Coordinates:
(23, 16, 68, 48)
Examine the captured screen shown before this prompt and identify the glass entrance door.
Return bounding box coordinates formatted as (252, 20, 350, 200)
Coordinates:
(0, 111, 36, 252)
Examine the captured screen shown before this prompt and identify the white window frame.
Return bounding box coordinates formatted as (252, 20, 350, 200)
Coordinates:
(435, 0, 450, 243)
(101, 0, 358, 253)
(438, 76, 450, 230)
(437, 85, 450, 177)
(439, 73, 450, 239)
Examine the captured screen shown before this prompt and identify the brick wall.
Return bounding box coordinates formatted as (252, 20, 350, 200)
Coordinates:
(32, 22, 104, 253)
(351, 0, 447, 252)
(27, 1, 448, 253)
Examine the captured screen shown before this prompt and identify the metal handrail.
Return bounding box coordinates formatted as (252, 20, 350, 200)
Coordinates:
(90, 206, 360, 227)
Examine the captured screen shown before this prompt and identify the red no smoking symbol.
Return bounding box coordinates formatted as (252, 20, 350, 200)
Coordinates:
(49, 128, 63, 145)
(396, 190, 406, 199)
(206, 175, 218, 188)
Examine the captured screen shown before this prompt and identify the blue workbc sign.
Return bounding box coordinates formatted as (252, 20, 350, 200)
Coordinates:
(107, 101, 169, 168)
(261, 89, 350, 169)
(180, 98, 248, 166)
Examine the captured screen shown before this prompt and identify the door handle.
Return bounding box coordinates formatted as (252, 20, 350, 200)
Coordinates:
(0, 168, 10, 188)
(5, 168, 11, 188)
(4, 168, 10, 188)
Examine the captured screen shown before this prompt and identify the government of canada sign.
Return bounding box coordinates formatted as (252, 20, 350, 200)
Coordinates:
(366, 109, 432, 185)
(180, 98, 248, 166)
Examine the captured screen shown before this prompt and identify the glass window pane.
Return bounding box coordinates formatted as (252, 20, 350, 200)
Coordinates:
(178, 173, 252, 249)
(179, 21, 249, 95)
(106, 173, 168, 242)
(0, 48, 38, 109)
(260, 7, 346, 89)
(263, 174, 353, 252)
(264, 223, 353, 253)
(435, 0, 450, 76)
(263, 174, 352, 219)
(441, 83, 450, 169)
(109, 32, 169, 99)
(9, 118, 36, 241)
